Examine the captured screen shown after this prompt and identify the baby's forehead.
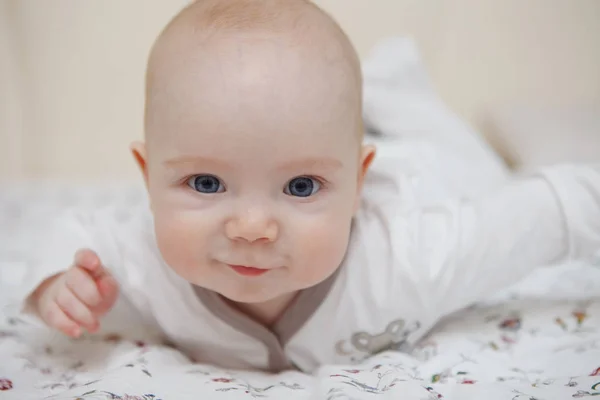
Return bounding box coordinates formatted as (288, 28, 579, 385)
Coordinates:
(149, 67, 358, 149)
(160, 37, 351, 98)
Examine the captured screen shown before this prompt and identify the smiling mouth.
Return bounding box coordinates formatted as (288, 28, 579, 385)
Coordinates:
(228, 265, 270, 277)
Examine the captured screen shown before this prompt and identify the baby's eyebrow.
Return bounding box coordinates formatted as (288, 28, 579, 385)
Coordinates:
(163, 156, 230, 169)
(162, 155, 343, 171)
(279, 157, 343, 171)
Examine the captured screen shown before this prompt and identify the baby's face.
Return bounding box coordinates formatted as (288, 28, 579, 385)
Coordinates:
(136, 36, 372, 305)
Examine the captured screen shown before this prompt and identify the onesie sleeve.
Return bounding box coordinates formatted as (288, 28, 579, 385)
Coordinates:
(402, 164, 600, 317)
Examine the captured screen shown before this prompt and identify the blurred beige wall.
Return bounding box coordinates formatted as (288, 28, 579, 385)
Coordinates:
(0, 1, 23, 179)
(0, 0, 190, 182)
(1, 0, 599, 182)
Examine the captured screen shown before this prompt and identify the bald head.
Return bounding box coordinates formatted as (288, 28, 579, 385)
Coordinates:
(144, 0, 363, 145)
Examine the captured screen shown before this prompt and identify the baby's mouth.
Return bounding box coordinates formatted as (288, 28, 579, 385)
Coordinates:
(227, 264, 270, 277)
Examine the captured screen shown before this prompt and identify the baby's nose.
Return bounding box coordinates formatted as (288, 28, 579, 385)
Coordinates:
(225, 208, 279, 243)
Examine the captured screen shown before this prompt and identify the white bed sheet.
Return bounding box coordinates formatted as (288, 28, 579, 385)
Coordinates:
(1, 184, 600, 400)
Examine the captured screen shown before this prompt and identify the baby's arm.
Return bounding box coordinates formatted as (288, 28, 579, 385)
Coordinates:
(28, 249, 118, 338)
(408, 164, 600, 317)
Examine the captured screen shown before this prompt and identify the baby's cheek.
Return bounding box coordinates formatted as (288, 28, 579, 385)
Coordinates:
(154, 213, 207, 271)
(295, 213, 351, 283)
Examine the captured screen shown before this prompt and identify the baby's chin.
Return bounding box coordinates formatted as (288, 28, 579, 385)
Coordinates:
(168, 262, 330, 304)
(211, 280, 295, 304)
(217, 289, 282, 305)
(170, 266, 286, 303)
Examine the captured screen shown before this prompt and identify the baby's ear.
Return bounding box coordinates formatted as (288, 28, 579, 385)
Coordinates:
(358, 144, 376, 186)
(354, 144, 376, 213)
(130, 141, 149, 188)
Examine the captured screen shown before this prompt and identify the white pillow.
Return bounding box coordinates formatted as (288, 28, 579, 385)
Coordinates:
(488, 104, 600, 170)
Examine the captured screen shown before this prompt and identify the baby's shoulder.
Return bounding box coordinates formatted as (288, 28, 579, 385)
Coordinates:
(344, 210, 409, 281)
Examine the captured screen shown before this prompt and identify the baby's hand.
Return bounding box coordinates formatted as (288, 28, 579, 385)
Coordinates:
(32, 249, 119, 338)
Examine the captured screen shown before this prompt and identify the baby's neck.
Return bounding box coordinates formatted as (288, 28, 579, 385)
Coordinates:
(226, 291, 299, 327)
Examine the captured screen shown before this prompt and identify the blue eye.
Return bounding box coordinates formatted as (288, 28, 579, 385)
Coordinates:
(187, 175, 224, 194)
(285, 177, 321, 197)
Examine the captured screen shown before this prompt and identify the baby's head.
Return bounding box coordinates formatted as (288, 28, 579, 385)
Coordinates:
(132, 0, 375, 310)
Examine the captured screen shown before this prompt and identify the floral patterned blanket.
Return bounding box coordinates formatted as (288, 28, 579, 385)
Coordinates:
(2, 185, 600, 400)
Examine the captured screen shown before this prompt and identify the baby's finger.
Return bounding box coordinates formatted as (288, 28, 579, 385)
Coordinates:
(64, 266, 102, 308)
(94, 274, 119, 316)
(42, 301, 82, 338)
(74, 248, 104, 278)
(55, 287, 99, 333)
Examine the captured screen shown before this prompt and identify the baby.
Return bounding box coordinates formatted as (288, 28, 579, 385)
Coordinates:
(21, 0, 600, 372)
